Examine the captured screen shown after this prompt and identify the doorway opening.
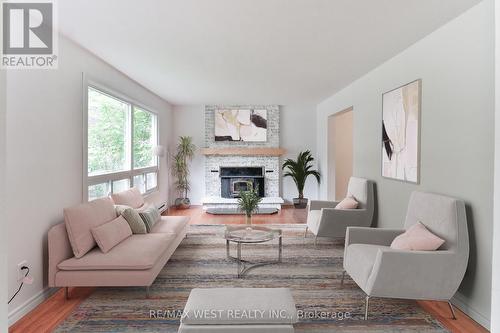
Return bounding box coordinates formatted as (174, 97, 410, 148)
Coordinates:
(328, 107, 353, 200)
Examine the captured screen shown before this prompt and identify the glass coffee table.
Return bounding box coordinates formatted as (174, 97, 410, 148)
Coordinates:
(224, 225, 282, 277)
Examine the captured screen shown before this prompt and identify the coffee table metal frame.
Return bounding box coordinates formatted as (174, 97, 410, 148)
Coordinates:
(224, 225, 282, 277)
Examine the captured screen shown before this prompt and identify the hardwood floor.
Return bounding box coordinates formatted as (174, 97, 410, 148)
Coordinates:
(167, 205, 307, 225)
(417, 301, 489, 333)
(10, 206, 488, 333)
(9, 287, 94, 333)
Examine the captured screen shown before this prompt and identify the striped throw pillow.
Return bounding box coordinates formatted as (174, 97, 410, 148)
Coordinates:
(138, 205, 160, 232)
(121, 208, 147, 234)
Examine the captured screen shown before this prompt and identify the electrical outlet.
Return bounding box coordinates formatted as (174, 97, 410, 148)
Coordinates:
(17, 260, 28, 282)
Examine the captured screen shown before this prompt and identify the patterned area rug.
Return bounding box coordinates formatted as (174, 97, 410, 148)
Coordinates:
(55, 225, 448, 332)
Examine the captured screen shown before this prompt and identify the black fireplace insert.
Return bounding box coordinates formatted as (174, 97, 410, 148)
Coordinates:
(220, 167, 265, 198)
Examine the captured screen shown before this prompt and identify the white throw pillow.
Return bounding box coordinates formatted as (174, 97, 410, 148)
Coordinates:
(335, 195, 359, 210)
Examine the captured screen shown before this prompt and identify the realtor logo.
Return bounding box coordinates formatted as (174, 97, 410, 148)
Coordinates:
(2, 0, 58, 69)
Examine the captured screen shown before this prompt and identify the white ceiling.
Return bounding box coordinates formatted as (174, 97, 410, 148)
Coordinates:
(58, 0, 482, 105)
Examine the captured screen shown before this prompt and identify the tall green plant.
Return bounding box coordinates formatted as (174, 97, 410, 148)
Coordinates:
(282, 150, 321, 199)
(171, 136, 196, 198)
(237, 188, 262, 217)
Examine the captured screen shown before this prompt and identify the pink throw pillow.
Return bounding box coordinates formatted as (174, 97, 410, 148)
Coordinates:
(390, 222, 445, 251)
(64, 197, 117, 258)
(91, 215, 132, 253)
(335, 196, 359, 210)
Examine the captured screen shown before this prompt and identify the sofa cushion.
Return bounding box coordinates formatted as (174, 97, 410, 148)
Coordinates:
(138, 205, 160, 232)
(114, 204, 130, 216)
(121, 208, 148, 234)
(151, 216, 189, 235)
(64, 197, 117, 258)
(58, 233, 176, 271)
(345, 244, 390, 288)
(111, 187, 144, 209)
(91, 216, 132, 253)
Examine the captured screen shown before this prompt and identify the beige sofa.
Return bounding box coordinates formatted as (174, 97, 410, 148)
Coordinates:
(48, 189, 189, 295)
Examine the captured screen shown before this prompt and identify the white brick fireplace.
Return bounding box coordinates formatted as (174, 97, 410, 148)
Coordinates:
(201, 105, 285, 211)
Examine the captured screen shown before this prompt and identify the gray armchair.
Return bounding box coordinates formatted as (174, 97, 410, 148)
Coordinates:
(342, 191, 469, 320)
(305, 177, 374, 243)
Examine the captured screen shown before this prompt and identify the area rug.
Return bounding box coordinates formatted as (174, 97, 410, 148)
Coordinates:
(55, 225, 449, 332)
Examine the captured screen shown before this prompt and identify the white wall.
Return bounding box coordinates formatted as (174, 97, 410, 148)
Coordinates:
(1, 67, 8, 332)
(171, 105, 206, 205)
(171, 104, 318, 205)
(5, 35, 173, 325)
(317, 1, 494, 328)
(492, 0, 500, 331)
(280, 104, 319, 203)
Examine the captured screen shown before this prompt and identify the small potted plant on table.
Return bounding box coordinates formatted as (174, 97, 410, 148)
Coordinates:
(237, 187, 262, 227)
(282, 150, 321, 209)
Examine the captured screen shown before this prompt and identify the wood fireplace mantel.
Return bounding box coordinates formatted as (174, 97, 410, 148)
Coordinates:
(200, 147, 287, 156)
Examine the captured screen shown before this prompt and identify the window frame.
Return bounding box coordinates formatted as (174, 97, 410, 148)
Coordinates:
(83, 79, 160, 202)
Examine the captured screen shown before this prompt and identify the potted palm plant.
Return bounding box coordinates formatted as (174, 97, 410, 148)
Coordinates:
(171, 136, 196, 209)
(237, 187, 262, 226)
(282, 150, 321, 209)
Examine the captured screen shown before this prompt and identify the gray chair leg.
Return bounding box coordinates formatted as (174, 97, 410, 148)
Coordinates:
(340, 270, 346, 287)
(447, 301, 457, 320)
(314, 236, 318, 246)
(364, 296, 370, 320)
(304, 226, 308, 238)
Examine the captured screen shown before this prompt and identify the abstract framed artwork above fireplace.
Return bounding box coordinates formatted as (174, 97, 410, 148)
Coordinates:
(202, 105, 284, 211)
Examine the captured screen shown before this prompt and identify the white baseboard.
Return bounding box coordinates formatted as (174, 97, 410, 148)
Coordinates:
(8, 287, 58, 326)
(452, 293, 490, 330)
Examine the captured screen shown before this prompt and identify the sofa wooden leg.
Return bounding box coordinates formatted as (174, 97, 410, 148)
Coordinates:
(340, 270, 346, 287)
(364, 296, 370, 320)
(64, 287, 69, 300)
(447, 301, 457, 320)
(304, 226, 308, 238)
(146, 286, 151, 299)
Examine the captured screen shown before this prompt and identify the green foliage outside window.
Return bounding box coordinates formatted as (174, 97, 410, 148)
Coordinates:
(88, 88, 128, 175)
(87, 88, 157, 177)
(133, 108, 155, 168)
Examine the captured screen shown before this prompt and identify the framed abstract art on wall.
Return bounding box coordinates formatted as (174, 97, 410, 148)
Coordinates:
(382, 79, 421, 184)
(215, 109, 268, 142)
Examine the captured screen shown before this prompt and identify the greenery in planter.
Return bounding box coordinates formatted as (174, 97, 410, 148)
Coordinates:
(237, 188, 262, 224)
(171, 136, 196, 207)
(282, 150, 321, 207)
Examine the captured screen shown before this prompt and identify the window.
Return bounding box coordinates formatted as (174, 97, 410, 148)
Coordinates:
(88, 88, 130, 176)
(133, 107, 157, 169)
(86, 86, 159, 201)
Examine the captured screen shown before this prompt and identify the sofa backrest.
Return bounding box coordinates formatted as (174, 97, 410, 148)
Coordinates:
(111, 187, 145, 209)
(404, 191, 468, 253)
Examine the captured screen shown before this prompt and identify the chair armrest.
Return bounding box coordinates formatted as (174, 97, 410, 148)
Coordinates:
(367, 249, 460, 300)
(308, 200, 339, 210)
(345, 227, 404, 247)
(314, 208, 369, 238)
